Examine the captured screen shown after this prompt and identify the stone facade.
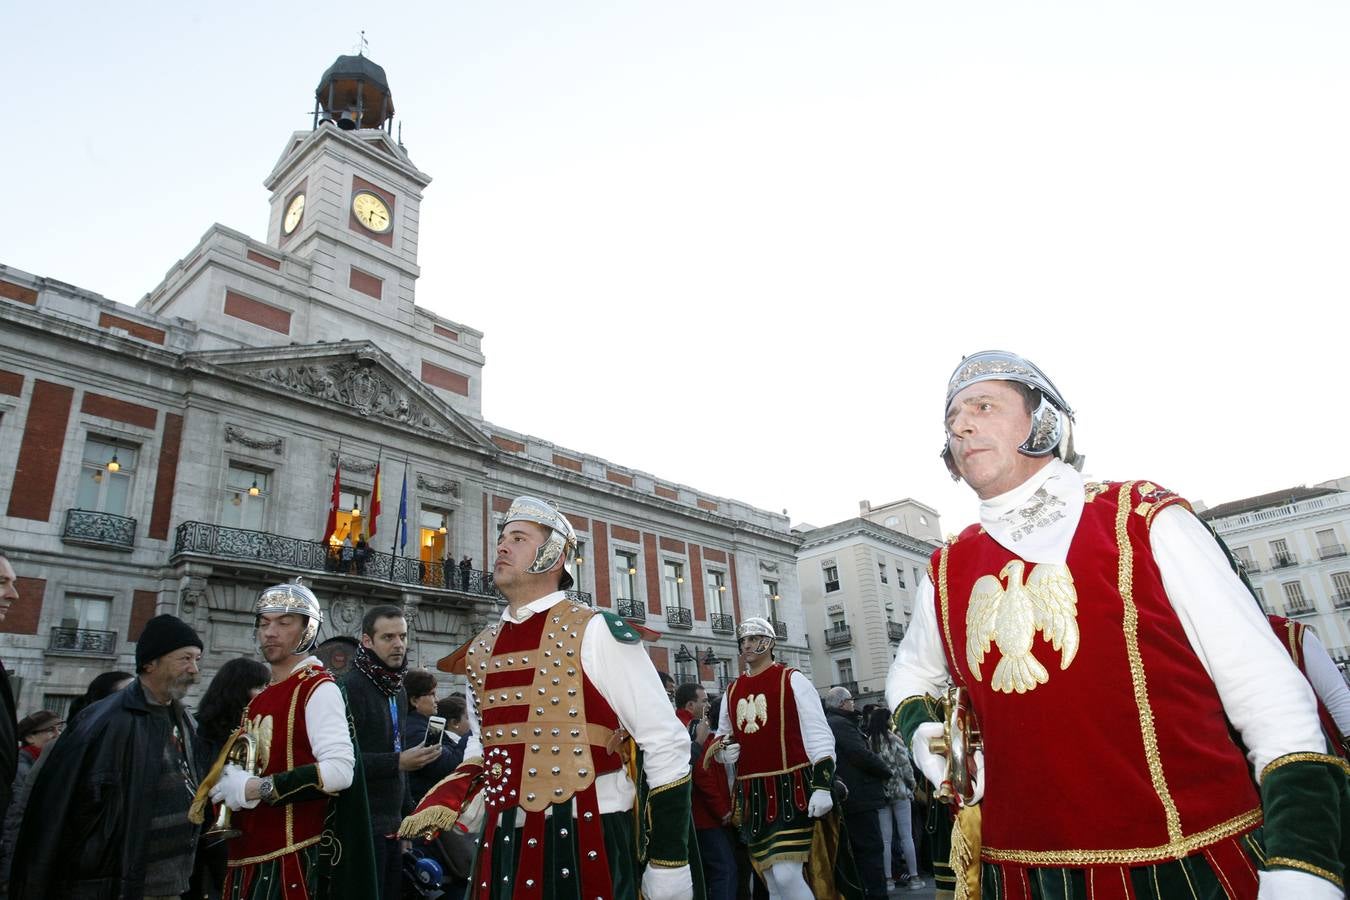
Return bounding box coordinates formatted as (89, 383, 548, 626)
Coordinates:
(796, 502, 941, 705)
(1200, 478, 1350, 672)
(0, 59, 805, 718)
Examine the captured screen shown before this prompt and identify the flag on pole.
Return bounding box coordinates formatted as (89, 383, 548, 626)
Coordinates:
(369, 461, 382, 538)
(323, 460, 342, 543)
(395, 466, 409, 555)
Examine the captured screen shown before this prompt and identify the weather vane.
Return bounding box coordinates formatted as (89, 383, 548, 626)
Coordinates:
(355, 30, 368, 56)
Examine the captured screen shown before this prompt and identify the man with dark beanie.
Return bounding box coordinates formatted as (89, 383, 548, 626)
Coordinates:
(343, 604, 438, 899)
(12, 613, 204, 899)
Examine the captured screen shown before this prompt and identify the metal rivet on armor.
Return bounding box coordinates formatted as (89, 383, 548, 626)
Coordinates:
(526, 880, 535, 888)
(527, 792, 536, 801)
(552, 747, 560, 755)
(551, 766, 561, 775)
(578, 767, 588, 776)
(567, 688, 577, 696)
(539, 667, 547, 675)
(561, 868, 570, 878)
(528, 838, 538, 847)
(568, 708, 578, 717)
(570, 729, 580, 737)
(584, 811, 593, 820)
(534, 728, 542, 736)
(538, 687, 546, 695)
(548, 633, 556, 640)
(561, 624, 569, 632)
(552, 616, 560, 623)
(574, 748, 584, 756)
(531, 744, 541, 752)
(507, 656, 515, 664)
(468, 648, 475, 655)
(552, 677, 560, 685)
(559, 827, 569, 837)
(503, 834, 511, 843)
(550, 697, 560, 706)
(522, 656, 529, 664)
(544, 651, 552, 658)
(554, 787, 564, 796)
(510, 728, 519, 737)
(623, 631, 634, 639)
(566, 649, 575, 657)
(556, 642, 563, 649)
(499, 693, 508, 702)
(567, 668, 576, 676)
(495, 728, 504, 737)
(494, 661, 501, 668)
(536, 707, 545, 716)
(588, 850, 598, 860)
(515, 692, 524, 700)
(528, 768, 537, 776)
(554, 661, 562, 668)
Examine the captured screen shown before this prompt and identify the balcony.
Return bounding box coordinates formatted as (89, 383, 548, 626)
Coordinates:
(1320, 544, 1348, 560)
(1238, 559, 1260, 575)
(1286, 603, 1317, 618)
(772, 619, 788, 640)
(1333, 592, 1350, 610)
(168, 521, 604, 606)
(666, 606, 693, 629)
(887, 621, 905, 642)
(824, 626, 852, 647)
(62, 509, 136, 550)
(616, 600, 645, 621)
(824, 580, 840, 593)
(48, 626, 118, 657)
(710, 613, 735, 634)
(1272, 553, 1299, 570)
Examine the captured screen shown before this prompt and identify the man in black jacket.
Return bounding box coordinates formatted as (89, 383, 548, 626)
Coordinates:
(11, 614, 204, 900)
(343, 605, 439, 900)
(824, 686, 892, 900)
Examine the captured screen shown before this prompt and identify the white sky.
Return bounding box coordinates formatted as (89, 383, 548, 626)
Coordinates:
(4, 2, 1346, 531)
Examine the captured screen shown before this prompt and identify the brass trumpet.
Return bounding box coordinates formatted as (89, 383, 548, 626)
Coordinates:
(927, 684, 982, 806)
(203, 730, 260, 843)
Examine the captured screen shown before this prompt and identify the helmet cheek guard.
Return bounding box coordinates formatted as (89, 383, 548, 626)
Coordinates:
(940, 350, 1083, 479)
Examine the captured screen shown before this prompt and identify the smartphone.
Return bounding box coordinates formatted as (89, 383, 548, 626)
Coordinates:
(423, 715, 447, 747)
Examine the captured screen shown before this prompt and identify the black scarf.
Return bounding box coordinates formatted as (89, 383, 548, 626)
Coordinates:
(353, 645, 407, 697)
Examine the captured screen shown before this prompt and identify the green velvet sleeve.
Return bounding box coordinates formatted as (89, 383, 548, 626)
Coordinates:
(1260, 753, 1348, 890)
(269, 763, 334, 805)
(644, 774, 693, 868)
(810, 757, 836, 792)
(893, 694, 942, 748)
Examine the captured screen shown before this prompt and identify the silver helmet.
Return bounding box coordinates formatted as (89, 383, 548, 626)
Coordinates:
(255, 577, 323, 655)
(501, 496, 579, 590)
(940, 350, 1083, 479)
(736, 617, 777, 642)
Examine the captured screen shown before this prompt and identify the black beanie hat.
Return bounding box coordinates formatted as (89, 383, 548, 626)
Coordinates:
(135, 614, 203, 670)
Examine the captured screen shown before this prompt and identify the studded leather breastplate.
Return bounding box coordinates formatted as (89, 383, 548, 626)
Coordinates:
(465, 600, 624, 813)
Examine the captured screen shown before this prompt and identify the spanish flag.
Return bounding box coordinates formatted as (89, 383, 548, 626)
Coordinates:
(369, 462, 382, 538)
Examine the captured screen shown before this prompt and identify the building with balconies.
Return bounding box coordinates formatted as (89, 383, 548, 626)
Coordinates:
(1200, 477, 1350, 674)
(0, 55, 807, 716)
(796, 498, 941, 705)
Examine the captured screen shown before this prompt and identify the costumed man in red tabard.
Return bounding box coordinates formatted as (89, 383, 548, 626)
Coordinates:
(886, 350, 1347, 900)
(191, 578, 378, 899)
(711, 616, 843, 900)
(1268, 616, 1350, 760)
(399, 496, 700, 900)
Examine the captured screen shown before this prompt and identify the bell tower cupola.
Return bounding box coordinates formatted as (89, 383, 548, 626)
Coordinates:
(313, 53, 395, 133)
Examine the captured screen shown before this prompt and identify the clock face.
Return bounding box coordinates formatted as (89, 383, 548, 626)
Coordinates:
(352, 191, 392, 234)
(283, 193, 305, 235)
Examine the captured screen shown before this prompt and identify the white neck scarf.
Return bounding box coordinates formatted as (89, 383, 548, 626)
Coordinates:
(978, 459, 1085, 565)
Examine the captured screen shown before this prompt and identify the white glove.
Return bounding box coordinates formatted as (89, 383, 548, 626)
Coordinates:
(807, 788, 833, 818)
(1258, 869, 1344, 900)
(209, 762, 260, 812)
(715, 741, 741, 765)
(641, 863, 694, 900)
(911, 723, 985, 806)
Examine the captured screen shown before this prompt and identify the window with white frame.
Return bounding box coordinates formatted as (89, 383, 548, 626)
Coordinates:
(878, 562, 888, 584)
(61, 593, 112, 632)
(836, 658, 854, 686)
(823, 565, 840, 593)
(762, 580, 779, 620)
(614, 550, 638, 602)
(1283, 581, 1308, 609)
(1253, 585, 1267, 611)
(1332, 572, 1350, 603)
(222, 463, 270, 530)
(896, 566, 906, 588)
(705, 570, 726, 615)
(662, 560, 684, 608)
(75, 436, 139, 516)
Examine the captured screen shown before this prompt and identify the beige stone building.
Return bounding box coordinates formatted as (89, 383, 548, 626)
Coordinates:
(0, 55, 807, 717)
(796, 498, 941, 705)
(1200, 477, 1350, 673)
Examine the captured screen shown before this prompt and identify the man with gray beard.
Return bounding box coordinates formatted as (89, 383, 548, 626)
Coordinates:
(11, 614, 204, 899)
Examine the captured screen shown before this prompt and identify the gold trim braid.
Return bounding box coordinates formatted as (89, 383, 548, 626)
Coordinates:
(1116, 481, 1183, 843)
(1265, 857, 1344, 888)
(1261, 751, 1350, 781)
(937, 545, 959, 679)
(981, 807, 1262, 866)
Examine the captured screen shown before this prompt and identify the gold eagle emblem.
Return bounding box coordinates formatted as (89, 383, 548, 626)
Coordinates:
(736, 694, 769, 734)
(967, 560, 1079, 694)
(247, 713, 274, 773)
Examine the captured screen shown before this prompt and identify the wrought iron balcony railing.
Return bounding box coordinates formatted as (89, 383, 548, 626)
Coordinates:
(616, 600, 646, 621)
(1333, 591, 1350, 610)
(63, 509, 136, 550)
(48, 626, 118, 656)
(772, 619, 788, 639)
(666, 606, 693, 629)
(710, 613, 735, 634)
(887, 621, 905, 642)
(1238, 559, 1260, 575)
(1320, 544, 1347, 560)
(1286, 602, 1316, 617)
(1273, 553, 1299, 569)
(824, 626, 852, 647)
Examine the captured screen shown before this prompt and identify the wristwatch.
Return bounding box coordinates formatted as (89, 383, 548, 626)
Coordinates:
(258, 777, 277, 805)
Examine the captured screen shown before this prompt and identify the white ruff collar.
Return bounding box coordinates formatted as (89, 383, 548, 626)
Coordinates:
(978, 459, 1084, 565)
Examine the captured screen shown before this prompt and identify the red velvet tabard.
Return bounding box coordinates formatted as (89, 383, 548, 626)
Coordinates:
(935, 481, 1260, 865)
(725, 662, 809, 778)
(230, 664, 334, 866)
(1269, 615, 1347, 757)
